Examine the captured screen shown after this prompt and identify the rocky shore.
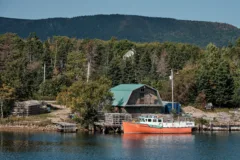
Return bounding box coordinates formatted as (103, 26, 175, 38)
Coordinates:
(0, 124, 57, 132)
(183, 106, 240, 125)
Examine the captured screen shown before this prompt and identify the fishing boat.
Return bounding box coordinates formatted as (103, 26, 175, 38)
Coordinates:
(122, 115, 195, 134)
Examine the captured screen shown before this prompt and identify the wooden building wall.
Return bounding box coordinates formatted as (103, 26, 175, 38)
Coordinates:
(127, 86, 160, 105)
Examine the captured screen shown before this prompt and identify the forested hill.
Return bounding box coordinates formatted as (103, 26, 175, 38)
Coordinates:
(0, 14, 240, 47)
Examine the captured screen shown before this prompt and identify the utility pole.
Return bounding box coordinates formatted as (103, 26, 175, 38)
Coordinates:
(87, 59, 91, 83)
(171, 69, 174, 111)
(54, 41, 57, 69)
(43, 63, 46, 83)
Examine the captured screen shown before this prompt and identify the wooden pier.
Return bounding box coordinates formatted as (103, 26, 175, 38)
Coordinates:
(195, 123, 240, 131)
(56, 122, 78, 133)
(94, 113, 132, 133)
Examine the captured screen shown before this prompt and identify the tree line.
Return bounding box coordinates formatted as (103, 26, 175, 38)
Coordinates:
(0, 32, 240, 118)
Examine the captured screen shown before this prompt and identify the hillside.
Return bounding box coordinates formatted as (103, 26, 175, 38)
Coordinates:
(0, 14, 240, 46)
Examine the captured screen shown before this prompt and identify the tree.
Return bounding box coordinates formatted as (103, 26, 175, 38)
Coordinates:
(42, 41, 53, 79)
(236, 38, 240, 47)
(65, 51, 87, 81)
(174, 65, 197, 104)
(121, 58, 136, 84)
(1, 36, 29, 98)
(84, 40, 97, 82)
(24, 32, 43, 63)
(196, 43, 234, 106)
(139, 52, 151, 81)
(52, 36, 73, 74)
(0, 84, 15, 118)
(107, 56, 122, 86)
(57, 77, 113, 127)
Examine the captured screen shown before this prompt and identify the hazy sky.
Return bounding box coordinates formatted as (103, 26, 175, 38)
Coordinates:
(0, 0, 239, 27)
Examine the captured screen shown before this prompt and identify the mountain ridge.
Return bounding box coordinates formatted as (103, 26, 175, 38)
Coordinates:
(1, 14, 240, 47)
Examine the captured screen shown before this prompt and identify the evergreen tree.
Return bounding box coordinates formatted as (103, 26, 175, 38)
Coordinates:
(25, 32, 43, 62)
(139, 52, 151, 81)
(122, 58, 136, 84)
(107, 56, 122, 86)
(196, 44, 234, 106)
(65, 51, 86, 81)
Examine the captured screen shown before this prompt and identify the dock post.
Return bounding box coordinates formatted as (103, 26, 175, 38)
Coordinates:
(210, 121, 213, 131)
(93, 125, 96, 133)
(228, 123, 231, 132)
(103, 127, 106, 134)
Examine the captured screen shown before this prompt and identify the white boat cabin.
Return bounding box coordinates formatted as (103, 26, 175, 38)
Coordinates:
(139, 115, 195, 128)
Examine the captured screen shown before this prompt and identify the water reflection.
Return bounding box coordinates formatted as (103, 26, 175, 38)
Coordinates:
(0, 131, 78, 153)
(1, 131, 240, 160)
(122, 134, 195, 149)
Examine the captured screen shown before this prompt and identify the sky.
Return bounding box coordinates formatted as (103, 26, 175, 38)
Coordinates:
(0, 0, 239, 28)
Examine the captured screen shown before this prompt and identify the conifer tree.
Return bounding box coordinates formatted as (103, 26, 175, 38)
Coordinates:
(197, 44, 234, 106)
(107, 56, 122, 86)
(122, 58, 136, 84)
(139, 52, 151, 81)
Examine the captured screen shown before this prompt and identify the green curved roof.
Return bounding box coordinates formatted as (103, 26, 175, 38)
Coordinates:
(110, 84, 144, 106)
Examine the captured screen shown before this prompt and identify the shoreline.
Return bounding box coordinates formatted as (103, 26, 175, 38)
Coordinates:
(2, 124, 240, 133)
(0, 124, 57, 132)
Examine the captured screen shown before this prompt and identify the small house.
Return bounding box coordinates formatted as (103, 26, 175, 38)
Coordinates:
(111, 84, 164, 117)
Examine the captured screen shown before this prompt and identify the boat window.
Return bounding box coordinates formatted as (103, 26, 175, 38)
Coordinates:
(140, 118, 144, 122)
(158, 119, 162, 122)
(148, 119, 152, 122)
(153, 119, 157, 122)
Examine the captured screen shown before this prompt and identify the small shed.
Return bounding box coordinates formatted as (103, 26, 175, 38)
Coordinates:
(12, 100, 48, 116)
(162, 101, 181, 114)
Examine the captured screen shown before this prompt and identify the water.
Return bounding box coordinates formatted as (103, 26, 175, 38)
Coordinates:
(0, 131, 240, 160)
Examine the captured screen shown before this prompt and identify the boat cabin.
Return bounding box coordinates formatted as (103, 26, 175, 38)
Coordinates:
(139, 116, 163, 126)
(138, 115, 195, 128)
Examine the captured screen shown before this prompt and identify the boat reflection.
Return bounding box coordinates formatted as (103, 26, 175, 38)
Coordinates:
(122, 134, 195, 149)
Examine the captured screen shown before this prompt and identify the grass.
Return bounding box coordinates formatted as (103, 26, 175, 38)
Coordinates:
(28, 113, 54, 120)
(194, 118, 209, 125)
(0, 113, 55, 125)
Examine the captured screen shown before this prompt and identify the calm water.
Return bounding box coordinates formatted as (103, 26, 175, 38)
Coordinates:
(0, 131, 240, 160)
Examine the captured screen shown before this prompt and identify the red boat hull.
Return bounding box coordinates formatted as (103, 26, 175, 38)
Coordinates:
(123, 122, 192, 134)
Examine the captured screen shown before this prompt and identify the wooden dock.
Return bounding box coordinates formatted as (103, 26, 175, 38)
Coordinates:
(195, 123, 240, 131)
(94, 113, 132, 133)
(56, 122, 78, 133)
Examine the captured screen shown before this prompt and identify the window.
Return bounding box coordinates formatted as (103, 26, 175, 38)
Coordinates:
(158, 119, 162, 122)
(140, 88, 145, 92)
(148, 119, 152, 122)
(153, 119, 157, 122)
(140, 118, 146, 122)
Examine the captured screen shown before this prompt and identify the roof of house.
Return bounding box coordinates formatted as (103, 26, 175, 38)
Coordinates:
(123, 49, 135, 59)
(110, 84, 164, 107)
(111, 84, 144, 106)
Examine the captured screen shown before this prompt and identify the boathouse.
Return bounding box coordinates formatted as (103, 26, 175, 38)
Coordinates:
(110, 84, 164, 116)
